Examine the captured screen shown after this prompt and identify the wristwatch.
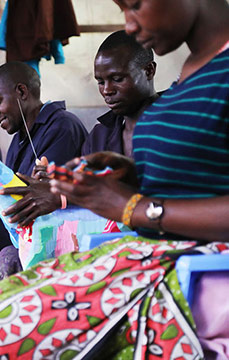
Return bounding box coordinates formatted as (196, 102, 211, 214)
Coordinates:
(145, 201, 165, 235)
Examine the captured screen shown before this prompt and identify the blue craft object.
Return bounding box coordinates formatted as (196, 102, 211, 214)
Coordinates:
(80, 231, 137, 251)
(175, 253, 229, 306)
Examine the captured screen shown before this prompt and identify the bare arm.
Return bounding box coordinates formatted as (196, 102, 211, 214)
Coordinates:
(132, 195, 229, 242)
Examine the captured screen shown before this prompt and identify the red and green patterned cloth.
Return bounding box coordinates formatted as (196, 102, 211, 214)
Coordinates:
(0, 235, 227, 359)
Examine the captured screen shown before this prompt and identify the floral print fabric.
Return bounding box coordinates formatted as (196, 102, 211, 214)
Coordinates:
(0, 235, 228, 359)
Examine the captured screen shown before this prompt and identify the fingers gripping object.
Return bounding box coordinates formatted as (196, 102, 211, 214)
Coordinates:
(46, 159, 114, 183)
(35, 156, 49, 167)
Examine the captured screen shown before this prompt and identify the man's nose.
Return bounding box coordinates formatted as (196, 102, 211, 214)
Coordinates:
(124, 11, 140, 36)
(103, 81, 116, 95)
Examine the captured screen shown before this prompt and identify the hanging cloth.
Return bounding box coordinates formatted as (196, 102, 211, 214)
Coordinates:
(0, 0, 8, 50)
(6, 0, 80, 62)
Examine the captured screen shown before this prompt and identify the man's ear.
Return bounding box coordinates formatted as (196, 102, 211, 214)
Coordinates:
(15, 83, 28, 100)
(144, 61, 157, 80)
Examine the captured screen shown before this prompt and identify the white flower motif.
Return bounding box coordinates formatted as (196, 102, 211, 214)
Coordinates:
(52, 291, 91, 321)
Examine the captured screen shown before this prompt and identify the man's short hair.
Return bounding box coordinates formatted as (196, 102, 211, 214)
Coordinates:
(0, 61, 41, 98)
(97, 30, 154, 68)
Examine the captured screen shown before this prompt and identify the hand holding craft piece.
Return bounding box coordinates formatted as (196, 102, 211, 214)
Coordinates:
(31, 156, 50, 180)
(46, 158, 113, 183)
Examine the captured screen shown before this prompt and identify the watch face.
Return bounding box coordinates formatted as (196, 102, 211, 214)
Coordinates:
(146, 202, 163, 220)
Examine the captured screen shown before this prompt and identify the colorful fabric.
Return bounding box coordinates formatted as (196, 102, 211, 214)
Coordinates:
(0, 235, 228, 359)
(133, 48, 229, 240)
(0, 161, 127, 270)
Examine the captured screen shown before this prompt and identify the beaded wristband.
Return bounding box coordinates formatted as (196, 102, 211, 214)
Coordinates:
(60, 194, 67, 209)
(122, 193, 143, 228)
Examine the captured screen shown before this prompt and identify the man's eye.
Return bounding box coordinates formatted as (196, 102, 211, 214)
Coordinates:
(130, 0, 141, 11)
(97, 80, 104, 86)
(113, 77, 123, 82)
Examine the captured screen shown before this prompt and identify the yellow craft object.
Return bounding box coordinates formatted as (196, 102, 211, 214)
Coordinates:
(2, 174, 27, 201)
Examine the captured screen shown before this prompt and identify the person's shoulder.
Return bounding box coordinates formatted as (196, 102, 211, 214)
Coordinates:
(46, 102, 87, 131)
(51, 102, 80, 121)
(157, 90, 166, 97)
(60, 110, 84, 125)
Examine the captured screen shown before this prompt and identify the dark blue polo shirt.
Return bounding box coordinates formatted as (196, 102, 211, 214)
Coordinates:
(6, 101, 88, 176)
(81, 110, 124, 155)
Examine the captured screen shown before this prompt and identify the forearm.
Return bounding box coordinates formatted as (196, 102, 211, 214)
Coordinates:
(49, 171, 229, 242)
(131, 195, 229, 242)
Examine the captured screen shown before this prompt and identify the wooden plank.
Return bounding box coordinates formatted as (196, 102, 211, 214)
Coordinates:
(79, 24, 125, 33)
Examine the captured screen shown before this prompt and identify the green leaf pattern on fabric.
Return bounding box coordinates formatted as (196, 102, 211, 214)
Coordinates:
(87, 281, 107, 294)
(0, 304, 12, 319)
(161, 324, 178, 340)
(38, 318, 56, 335)
(18, 338, 36, 355)
(39, 285, 57, 296)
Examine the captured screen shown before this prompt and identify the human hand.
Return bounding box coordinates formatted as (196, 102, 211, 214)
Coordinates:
(50, 171, 137, 222)
(31, 156, 49, 180)
(0, 173, 61, 227)
(66, 151, 139, 187)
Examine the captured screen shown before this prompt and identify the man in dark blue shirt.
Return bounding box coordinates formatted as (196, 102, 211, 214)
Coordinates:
(0, 61, 88, 250)
(82, 30, 160, 158)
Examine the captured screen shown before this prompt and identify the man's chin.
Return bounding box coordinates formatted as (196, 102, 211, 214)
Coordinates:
(109, 106, 126, 116)
(5, 127, 16, 135)
(0, 121, 15, 134)
(110, 109, 122, 115)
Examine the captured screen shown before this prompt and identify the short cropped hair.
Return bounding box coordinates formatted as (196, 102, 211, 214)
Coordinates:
(97, 30, 154, 68)
(0, 61, 41, 98)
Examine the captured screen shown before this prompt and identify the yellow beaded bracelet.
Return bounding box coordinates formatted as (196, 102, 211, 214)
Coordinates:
(122, 193, 144, 228)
